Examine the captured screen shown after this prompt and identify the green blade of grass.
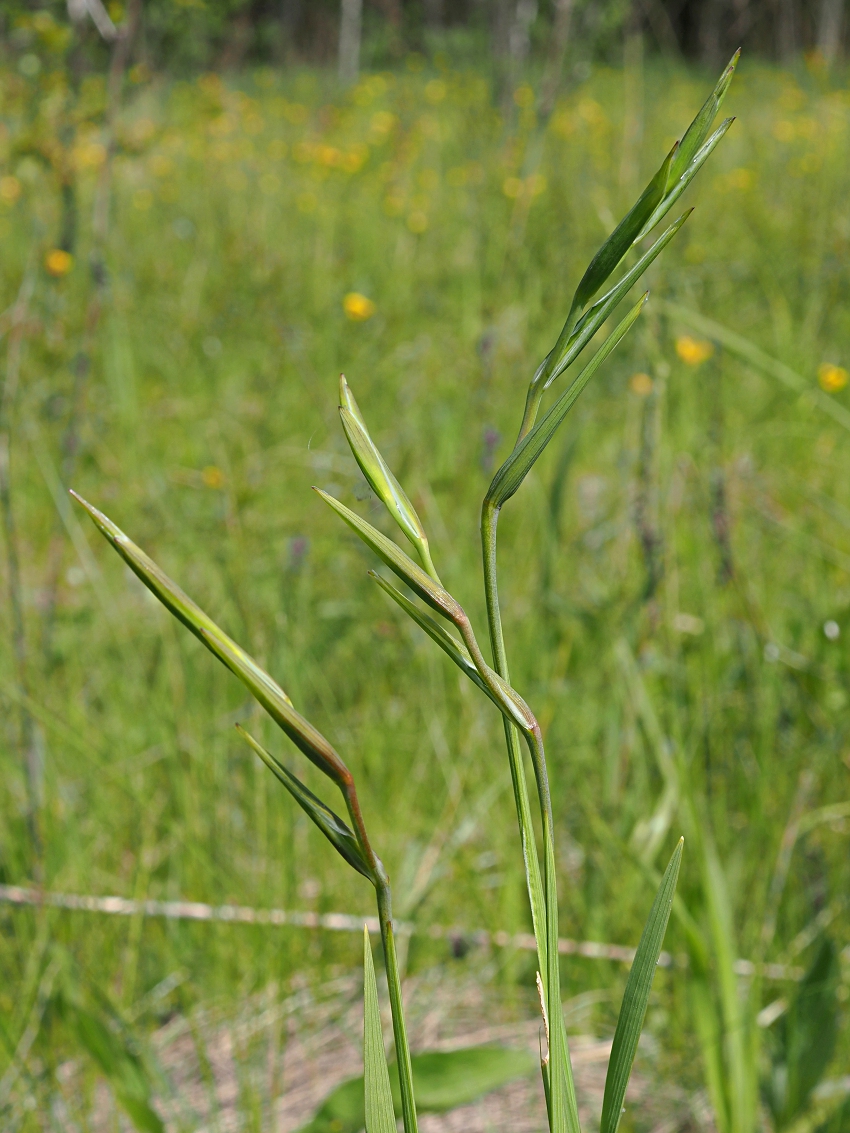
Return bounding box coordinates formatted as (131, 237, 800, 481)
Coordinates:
(368, 571, 491, 695)
(600, 838, 683, 1133)
(339, 376, 439, 582)
(487, 293, 647, 509)
(236, 726, 373, 880)
(544, 832, 580, 1133)
(71, 492, 352, 787)
(314, 488, 461, 621)
(363, 926, 399, 1133)
(543, 210, 691, 394)
(570, 142, 677, 317)
(635, 118, 734, 242)
(670, 49, 740, 182)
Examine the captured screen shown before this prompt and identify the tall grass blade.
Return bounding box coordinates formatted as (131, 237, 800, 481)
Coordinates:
(671, 49, 739, 181)
(236, 726, 372, 880)
(315, 488, 461, 621)
(544, 833, 579, 1133)
(543, 211, 691, 393)
(363, 926, 398, 1133)
(571, 143, 676, 317)
(369, 571, 491, 697)
(635, 118, 734, 242)
(600, 838, 683, 1133)
(488, 294, 647, 508)
(72, 492, 352, 787)
(339, 376, 439, 581)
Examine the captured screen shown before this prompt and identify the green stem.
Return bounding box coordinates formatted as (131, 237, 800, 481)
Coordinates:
(481, 498, 580, 1133)
(480, 500, 547, 975)
(376, 879, 417, 1133)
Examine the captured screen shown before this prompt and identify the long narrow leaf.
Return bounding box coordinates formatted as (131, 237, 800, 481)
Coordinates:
(339, 376, 439, 581)
(369, 572, 489, 693)
(363, 927, 397, 1133)
(571, 143, 676, 316)
(670, 49, 739, 182)
(600, 838, 683, 1133)
(487, 293, 647, 508)
(72, 492, 352, 787)
(544, 832, 580, 1133)
(236, 726, 372, 880)
(315, 488, 461, 621)
(543, 210, 691, 393)
(635, 118, 733, 242)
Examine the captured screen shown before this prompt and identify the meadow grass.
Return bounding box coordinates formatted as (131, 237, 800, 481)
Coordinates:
(1, 51, 850, 1122)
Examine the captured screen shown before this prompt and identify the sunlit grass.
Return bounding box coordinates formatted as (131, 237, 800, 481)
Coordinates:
(0, 52, 849, 1117)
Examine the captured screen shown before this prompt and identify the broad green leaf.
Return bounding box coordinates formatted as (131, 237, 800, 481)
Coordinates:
(543, 210, 691, 393)
(488, 294, 646, 509)
(570, 142, 676, 317)
(298, 1043, 537, 1133)
(236, 726, 372, 880)
(600, 838, 683, 1133)
(315, 488, 461, 622)
(635, 118, 733, 242)
(339, 376, 439, 582)
(62, 995, 164, 1133)
(766, 937, 839, 1129)
(363, 927, 397, 1133)
(670, 49, 739, 182)
(72, 492, 352, 787)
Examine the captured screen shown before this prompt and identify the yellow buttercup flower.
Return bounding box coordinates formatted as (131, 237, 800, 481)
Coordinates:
(343, 292, 376, 321)
(202, 465, 225, 489)
(629, 372, 654, 396)
(675, 336, 714, 366)
(45, 249, 73, 277)
(818, 362, 848, 393)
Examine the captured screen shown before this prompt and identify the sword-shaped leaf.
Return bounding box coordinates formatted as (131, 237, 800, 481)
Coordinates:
(570, 142, 677, 318)
(600, 838, 683, 1133)
(543, 830, 581, 1133)
(635, 118, 733, 243)
(236, 726, 372, 881)
(545, 212, 690, 392)
(71, 491, 352, 787)
(314, 488, 461, 622)
(488, 293, 647, 509)
(363, 926, 398, 1133)
(671, 49, 739, 183)
(339, 376, 439, 582)
(369, 571, 489, 692)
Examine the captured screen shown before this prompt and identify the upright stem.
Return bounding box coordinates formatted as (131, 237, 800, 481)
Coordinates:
(480, 499, 547, 971)
(376, 880, 418, 1133)
(481, 497, 580, 1132)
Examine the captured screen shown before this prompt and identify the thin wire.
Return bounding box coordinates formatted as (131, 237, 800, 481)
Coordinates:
(0, 883, 803, 981)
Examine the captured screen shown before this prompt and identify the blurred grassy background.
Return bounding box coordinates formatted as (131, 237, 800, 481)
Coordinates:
(1, 39, 850, 1128)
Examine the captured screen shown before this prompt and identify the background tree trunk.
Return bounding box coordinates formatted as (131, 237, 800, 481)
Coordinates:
(339, 0, 363, 84)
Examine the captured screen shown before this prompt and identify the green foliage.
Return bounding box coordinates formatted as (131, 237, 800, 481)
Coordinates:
(300, 1040, 537, 1133)
(362, 926, 397, 1133)
(600, 840, 682, 1133)
(53, 981, 163, 1133)
(1, 47, 849, 1133)
(764, 938, 841, 1131)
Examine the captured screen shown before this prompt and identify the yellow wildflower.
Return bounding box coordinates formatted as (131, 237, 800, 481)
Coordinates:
(629, 372, 653, 396)
(343, 292, 376, 321)
(818, 363, 848, 393)
(675, 336, 714, 366)
(202, 466, 225, 489)
(45, 249, 73, 277)
(0, 176, 21, 205)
